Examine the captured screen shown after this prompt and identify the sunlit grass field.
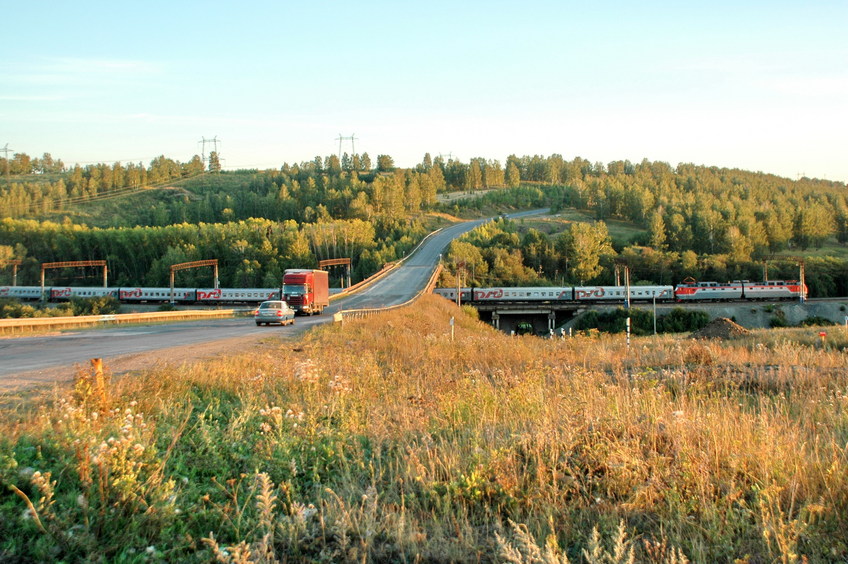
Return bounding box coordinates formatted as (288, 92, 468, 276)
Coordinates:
(2, 295, 848, 562)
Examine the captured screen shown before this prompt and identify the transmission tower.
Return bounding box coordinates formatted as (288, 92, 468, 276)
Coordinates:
(1, 144, 12, 178)
(198, 136, 221, 166)
(335, 133, 358, 160)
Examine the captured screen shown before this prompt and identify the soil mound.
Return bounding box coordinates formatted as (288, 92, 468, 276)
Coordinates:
(689, 317, 750, 339)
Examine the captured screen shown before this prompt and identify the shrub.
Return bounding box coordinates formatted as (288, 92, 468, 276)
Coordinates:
(69, 296, 121, 316)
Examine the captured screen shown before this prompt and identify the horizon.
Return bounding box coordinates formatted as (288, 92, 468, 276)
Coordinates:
(2, 1, 846, 183)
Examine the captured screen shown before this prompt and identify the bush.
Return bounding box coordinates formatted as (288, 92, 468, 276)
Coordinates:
(69, 296, 121, 316)
(574, 306, 709, 335)
(799, 316, 835, 327)
(770, 309, 789, 328)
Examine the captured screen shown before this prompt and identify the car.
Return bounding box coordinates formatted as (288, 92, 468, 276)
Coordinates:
(254, 300, 295, 326)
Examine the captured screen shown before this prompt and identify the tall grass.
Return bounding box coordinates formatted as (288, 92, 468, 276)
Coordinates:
(2, 295, 847, 562)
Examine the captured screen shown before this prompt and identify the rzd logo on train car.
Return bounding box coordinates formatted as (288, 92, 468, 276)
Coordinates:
(197, 289, 222, 300)
(120, 288, 143, 298)
(51, 287, 72, 298)
(473, 289, 504, 300)
(574, 288, 605, 300)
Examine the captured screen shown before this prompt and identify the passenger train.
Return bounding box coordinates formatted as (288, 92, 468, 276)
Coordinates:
(0, 285, 282, 304)
(0, 278, 807, 306)
(433, 279, 807, 304)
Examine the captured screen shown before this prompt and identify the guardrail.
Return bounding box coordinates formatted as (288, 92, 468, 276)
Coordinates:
(0, 309, 247, 334)
(336, 264, 443, 321)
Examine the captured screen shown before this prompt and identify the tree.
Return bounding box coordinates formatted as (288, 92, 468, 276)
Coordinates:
(360, 153, 372, 171)
(557, 221, 615, 283)
(648, 210, 667, 251)
(208, 152, 222, 173)
(506, 162, 520, 188)
(795, 203, 834, 249)
(376, 154, 395, 172)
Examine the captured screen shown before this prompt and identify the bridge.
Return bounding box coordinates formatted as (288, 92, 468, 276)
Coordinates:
(466, 299, 584, 335)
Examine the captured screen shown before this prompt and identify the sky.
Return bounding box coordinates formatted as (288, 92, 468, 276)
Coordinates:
(2, 1, 847, 181)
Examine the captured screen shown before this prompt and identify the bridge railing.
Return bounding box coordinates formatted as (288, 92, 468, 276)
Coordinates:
(336, 264, 443, 321)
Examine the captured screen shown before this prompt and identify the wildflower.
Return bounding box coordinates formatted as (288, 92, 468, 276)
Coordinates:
(146, 546, 156, 554)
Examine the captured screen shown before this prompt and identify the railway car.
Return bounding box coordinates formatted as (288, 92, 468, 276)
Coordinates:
(0, 286, 43, 300)
(471, 287, 572, 301)
(433, 286, 675, 303)
(117, 287, 197, 302)
(573, 286, 674, 302)
(195, 287, 280, 304)
(49, 286, 119, 301)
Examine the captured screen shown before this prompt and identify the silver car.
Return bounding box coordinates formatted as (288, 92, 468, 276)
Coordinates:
(254, 300, 295, 326)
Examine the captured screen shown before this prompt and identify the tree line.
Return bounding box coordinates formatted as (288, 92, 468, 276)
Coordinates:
(3, 150, 847, 295)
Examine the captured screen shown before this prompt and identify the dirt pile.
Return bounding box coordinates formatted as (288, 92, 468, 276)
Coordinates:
(689, 317, 750, 339)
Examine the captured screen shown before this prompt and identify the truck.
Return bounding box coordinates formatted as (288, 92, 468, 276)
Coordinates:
(282, 269, 329, 315)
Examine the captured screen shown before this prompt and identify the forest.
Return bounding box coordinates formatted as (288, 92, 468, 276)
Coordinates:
(1, 150, 847, 296)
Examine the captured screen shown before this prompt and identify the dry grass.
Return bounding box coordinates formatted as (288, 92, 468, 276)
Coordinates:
(2, 294, 848, 562)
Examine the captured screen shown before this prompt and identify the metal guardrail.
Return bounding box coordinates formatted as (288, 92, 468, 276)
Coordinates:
(337, 264, 443, 321)
(0, 309, 245, 334)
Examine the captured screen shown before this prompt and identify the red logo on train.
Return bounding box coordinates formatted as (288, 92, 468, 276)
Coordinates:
(473, 289, 504, 299)
(197, 289, 222, 300)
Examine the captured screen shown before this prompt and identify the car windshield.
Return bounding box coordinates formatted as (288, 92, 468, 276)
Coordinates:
(259, 301, 283, 309)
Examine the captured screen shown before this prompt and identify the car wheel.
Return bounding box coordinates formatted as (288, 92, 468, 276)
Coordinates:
(256, 322, 262, 326)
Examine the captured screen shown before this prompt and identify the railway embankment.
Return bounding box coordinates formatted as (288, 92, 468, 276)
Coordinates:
(585, 300, 848, 330)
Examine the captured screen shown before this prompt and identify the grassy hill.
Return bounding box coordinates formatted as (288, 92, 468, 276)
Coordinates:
(2, 295, 847, 561)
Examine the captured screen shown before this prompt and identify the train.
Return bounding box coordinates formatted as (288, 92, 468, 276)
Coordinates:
(433, 279, 807, 303)
(0, 285, 283, 304)
(0, 278, 807, 306)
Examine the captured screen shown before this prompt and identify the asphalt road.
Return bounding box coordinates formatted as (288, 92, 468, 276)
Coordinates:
(0, 210, 547, 388)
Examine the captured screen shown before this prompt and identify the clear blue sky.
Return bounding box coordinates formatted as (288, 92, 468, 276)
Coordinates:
(2, 1, 846, 181)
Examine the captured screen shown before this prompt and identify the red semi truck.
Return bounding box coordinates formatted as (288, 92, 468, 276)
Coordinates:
(282, 269, 329, 315)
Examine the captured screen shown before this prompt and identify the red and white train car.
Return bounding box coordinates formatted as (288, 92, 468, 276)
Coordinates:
(673, 280, 806, 301)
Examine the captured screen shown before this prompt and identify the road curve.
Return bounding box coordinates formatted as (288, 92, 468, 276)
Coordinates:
(0, 210, 548, 388)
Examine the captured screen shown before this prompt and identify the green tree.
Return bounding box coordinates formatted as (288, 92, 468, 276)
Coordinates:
(376, 154, 394, 172)
(208, 152, 222, 173)
(795, 203, 834, 249)
(558, 221, 615, 283)
(648, 209, 667, 251)
(506, 162, 520, 188)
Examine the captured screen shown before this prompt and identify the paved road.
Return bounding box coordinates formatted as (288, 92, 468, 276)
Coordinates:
(0, 210, 547, 387)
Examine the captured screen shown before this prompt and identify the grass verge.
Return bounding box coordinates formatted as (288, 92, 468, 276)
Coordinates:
(2, 295, 847, 562)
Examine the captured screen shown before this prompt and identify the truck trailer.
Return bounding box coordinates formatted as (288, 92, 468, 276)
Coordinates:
(282, 269, 329, 315)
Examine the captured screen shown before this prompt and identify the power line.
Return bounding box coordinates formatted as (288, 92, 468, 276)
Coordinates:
(199, 136, 221, 167)
(335, 133, 358, 160)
